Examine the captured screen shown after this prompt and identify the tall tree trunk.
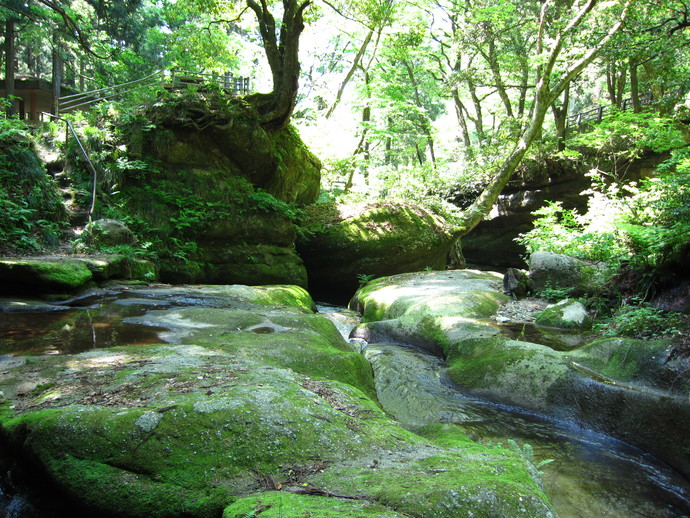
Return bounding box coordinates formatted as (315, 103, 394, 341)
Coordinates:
(606, 62, 627, 108)
(385, 116, 393, 165)
(629, 58, 641, 112)
(452, 89, 474, 159)
(5, 20, 15, 117)
(347, 71, 372, 192)
(404, 61, 436, 168)
(484, 39, 514, 118)
(467, 76, 485, 145)
(551, 83, 570, 152)
(246, 0, 311, 130)
(326, 28, 374, 119)
(51, 35, 63, 116)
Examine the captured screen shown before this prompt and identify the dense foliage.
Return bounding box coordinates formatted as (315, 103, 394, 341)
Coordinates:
(0, 110, 66, 252)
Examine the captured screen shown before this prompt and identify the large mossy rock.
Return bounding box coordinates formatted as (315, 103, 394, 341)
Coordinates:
(0, 284, 554, 518)
(350, 269, 690, 479)
(297, 201, 457, 299)
(106, 93, 320, 287)
(85, 219, 137, 246)
(0, 255, 157, 295)
(135, 95, 321, 206)
(350, 269, 507, 355)
(528, 251, 609, 296)
(534, 299, 592, 330)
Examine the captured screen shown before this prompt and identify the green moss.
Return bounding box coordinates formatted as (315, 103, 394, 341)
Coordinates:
(52, 456, 225, 518)
(0, 258, 93, 291)
(268, 125, 321, 204)
(569, 337, 673, 385)
(169, 308, 376, 399)
(223, 491, 407, 517)
(189, 284, 316, 312)
(310, 445, 553, 517)
(414, 422, 476, 447)
(534, 300, 592, 330)
(252, 285, 315, 311)
(298, 203, 456, 294)
(130, 259, 158, 281)
(446, 337, 572, 410)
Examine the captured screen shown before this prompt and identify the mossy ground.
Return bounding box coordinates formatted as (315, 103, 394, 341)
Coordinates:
(0, 284, 556, 517)
(223, 491, 408, 517)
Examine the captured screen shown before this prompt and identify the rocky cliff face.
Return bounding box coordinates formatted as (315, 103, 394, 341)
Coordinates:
(297, 201, 457, 300)
(135, 96, 321, 205)
(116, 93, 322, 286)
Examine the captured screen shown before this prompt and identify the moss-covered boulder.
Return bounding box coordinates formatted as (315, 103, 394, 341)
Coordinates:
(0, 284, 555, 517)
(447, 335, 690, 479)
(350, 270, 508, 354)
(350, 269, 690, 479)
(0, 255, 158, 295)
(528, 251, 609, 296)
(534, 299, 592, 330)
(85, 219, 137, 246)
(63, 91, 319, 287)
(0, 257, 93, 293)
(134, 95, 321, 206)
(298, 201, 457, 299)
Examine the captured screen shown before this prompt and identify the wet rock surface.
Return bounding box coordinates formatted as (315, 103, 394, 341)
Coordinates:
(0, 282, 554, 518)
(350, 269, 690, 480)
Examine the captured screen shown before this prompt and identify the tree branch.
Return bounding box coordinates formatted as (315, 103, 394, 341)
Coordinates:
(36, 0, 107, 59)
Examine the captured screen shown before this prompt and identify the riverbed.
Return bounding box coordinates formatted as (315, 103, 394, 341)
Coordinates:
(0, 286, 689, 517)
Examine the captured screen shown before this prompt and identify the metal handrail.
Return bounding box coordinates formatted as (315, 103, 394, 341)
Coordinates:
(59, 70, 163, 102)
(567, 84, 688, 131)
(44, 112, 99, 222)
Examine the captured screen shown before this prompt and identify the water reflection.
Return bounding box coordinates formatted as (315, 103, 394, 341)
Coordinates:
(0, 306, 165, 356)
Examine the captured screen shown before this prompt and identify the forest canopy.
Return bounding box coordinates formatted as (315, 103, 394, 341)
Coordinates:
(1, 0, 690, 269)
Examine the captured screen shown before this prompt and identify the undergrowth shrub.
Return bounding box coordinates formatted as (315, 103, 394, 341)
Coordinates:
(598, 300, 685, 340)
(0, 112, 67, 252)
(518, 151, 690, 277)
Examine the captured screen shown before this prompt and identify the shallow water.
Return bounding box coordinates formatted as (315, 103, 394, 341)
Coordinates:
(0, 285, 259, 356)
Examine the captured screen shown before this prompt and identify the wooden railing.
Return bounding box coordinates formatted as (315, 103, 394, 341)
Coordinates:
(567, 84, 688, 132)
(167, 70, 251, 95)
(58, 69, 251, 114)
(567, 92, 654, 129)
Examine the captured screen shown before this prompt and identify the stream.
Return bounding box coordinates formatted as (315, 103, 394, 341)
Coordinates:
(0, 287, 689, 517)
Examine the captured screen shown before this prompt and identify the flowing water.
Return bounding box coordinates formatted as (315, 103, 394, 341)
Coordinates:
(318, 303, 690, 518)
(0, 290, 688, 516)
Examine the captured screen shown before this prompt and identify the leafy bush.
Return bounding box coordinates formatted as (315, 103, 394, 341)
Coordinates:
(598, 300, 684, 339)
(567, 110, 686, 175)
(538, 282, 575, 303)
(518, 157, 690, 276)
(515, 177, 629, 264)
(0, 116, 67, 252)
(616, 149, 690, 271)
